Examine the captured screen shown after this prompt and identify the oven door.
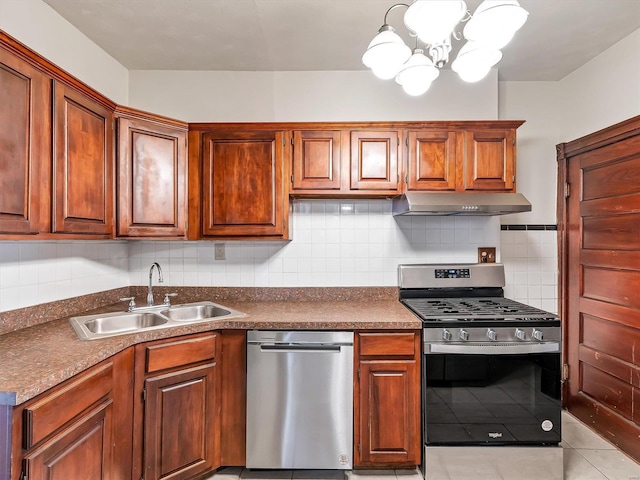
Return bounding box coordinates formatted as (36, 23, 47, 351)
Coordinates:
(423, 344, 561, 447)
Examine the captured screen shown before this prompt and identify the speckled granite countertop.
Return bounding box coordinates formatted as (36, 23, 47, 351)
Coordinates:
(0, 287, 421, 406)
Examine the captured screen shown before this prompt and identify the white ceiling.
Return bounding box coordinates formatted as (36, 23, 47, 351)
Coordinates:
(43, 0, 640, 81)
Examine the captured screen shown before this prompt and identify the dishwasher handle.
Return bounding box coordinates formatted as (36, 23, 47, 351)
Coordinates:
(256, 343, 347, 353)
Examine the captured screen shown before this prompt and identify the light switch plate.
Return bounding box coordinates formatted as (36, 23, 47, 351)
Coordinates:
(478, 247, 496, 263)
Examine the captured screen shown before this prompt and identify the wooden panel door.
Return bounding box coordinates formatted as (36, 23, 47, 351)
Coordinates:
(201, 130, 288, 238)
(117, 115, 187, 237)
(350, 131, 400, 191)
(559, 116, 640, 462)
(53, 82, 114, 235)
(0, 46, 50, 235)
(406, 130, 457, 191)
(23, 400, 113, 480)
(144, 363, 218, 480)
(292, 130, 341, 190)
(463, 129, 515, 191)
(358, 361, 420, 466)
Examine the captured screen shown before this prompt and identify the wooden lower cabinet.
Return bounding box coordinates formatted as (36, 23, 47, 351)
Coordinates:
(133, 332, 220, 480)
(23, 400, 113, 480)
(13, 348, 133, 480)
(355, 331, 421, 468)
(144, 364, 217, 480)
(219, 330, 247, 466)
(9, 327, 421, 479)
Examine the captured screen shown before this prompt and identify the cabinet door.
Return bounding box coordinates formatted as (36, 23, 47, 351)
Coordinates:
(351, 131, 399, 191)
(144, 363, 218, 480)
(292, 130, 341, 190)
(23, 401, 113, 480)
(463, 129, 515, 191)
(53, 82, 114, 235)
(358, 360, 420, 466)
(406, 130, 457, 191)
(201, 130, 288, 237)
(117, 116, 187, 237)
(0, 47, 50, 235)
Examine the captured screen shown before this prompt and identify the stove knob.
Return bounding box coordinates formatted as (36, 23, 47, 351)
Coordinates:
(532, 329, 544, 341)
(487, 329, 497, 341)
(459, 329, 469, 341)
(442, 329, 452, 341)
(515, 328, 526, 341)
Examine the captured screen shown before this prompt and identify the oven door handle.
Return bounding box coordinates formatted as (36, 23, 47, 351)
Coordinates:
(426, 342, 561, 355)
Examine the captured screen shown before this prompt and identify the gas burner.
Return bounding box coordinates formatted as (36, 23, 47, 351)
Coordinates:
(398, 263, 559, 328)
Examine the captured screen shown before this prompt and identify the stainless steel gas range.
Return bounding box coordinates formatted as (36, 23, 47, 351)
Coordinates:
(399, 263, 563, 478)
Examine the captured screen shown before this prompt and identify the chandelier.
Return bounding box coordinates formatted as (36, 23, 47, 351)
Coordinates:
(362, 1, 528, 96)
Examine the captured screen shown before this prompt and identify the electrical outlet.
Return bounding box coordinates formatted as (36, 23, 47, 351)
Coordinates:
(478, 247, 496, 263)
(214, 243, 226, 261)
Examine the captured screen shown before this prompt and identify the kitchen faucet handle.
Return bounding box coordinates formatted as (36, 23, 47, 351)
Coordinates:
(119, 296, 137, 312)
(163, 292, 178, 306)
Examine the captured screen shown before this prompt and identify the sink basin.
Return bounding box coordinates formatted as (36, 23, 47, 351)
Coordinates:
(159, 304, 231, 322)
(69, 301, 246, 340)
(84, 312, 168, 334)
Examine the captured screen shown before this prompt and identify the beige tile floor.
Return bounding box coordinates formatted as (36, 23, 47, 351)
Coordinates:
(207, 412, 640, 480)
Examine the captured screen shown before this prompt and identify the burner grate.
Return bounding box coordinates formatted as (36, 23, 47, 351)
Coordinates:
(404, 297, 556, 320)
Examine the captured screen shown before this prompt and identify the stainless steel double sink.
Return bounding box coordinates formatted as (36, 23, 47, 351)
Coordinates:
(69, 301, 246, 341)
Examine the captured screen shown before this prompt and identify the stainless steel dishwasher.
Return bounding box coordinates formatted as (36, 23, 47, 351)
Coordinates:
(246, 330, 354, 469)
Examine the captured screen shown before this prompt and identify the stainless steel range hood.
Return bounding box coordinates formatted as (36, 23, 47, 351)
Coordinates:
(392, 192, 532, 216)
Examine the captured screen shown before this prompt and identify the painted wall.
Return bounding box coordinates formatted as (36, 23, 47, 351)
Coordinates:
(557, 28, 640, 142)
(128, 69, 498, 122)
(498, 81, 563, 225)
(0, 0, 129, 104)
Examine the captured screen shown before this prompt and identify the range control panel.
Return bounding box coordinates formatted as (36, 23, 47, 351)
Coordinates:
(435, 268, 470, 279)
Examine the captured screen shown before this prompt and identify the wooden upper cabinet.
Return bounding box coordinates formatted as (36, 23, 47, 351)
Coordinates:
(200, 129, 289, 238)
(406, 130, 457, 191)
(52, 82, 114, 236)
(292, 130, 341, 190)
(462, 128, 515, 191)
(405, 124, 520, 192)
(116, 109, 187, 238)
(350, 130, 400, 192)
(0, 46, 51, 235)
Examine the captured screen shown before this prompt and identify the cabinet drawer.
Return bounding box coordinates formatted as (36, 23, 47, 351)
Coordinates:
(359, 332, 417, 357)
(23, 361, 113, 448)
(23, 399, 113, 480)
(145, 332, 217, 374)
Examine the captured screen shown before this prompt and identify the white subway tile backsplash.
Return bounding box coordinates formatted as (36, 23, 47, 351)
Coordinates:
(501, 229, 558, 314)
(541, 299, 557, 312)
(0, 241, 130, 312)
(0, 202, 559, 315)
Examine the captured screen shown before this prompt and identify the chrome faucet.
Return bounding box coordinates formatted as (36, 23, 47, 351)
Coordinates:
(147, 262, 164, 306)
